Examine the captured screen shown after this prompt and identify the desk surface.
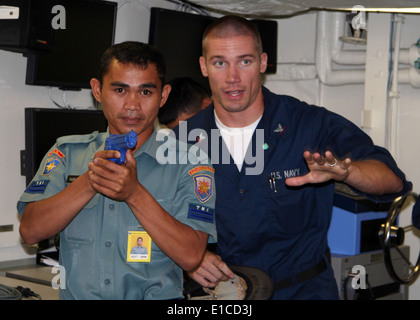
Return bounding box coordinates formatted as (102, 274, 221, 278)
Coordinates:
(0, 265, 59, 300)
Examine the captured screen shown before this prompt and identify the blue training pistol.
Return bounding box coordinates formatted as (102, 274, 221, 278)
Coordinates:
(105, 130, 137, 164)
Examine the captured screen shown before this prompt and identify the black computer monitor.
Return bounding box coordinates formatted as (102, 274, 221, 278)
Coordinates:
(25, 0, 117, 90)
(22, 107, 108, 186)
(148, 7, 277, 95)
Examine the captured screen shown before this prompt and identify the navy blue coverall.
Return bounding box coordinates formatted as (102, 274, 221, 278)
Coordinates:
(176, 86, 412, 299)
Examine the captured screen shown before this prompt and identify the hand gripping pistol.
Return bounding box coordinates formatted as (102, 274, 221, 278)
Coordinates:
(104, 130, 137, 164)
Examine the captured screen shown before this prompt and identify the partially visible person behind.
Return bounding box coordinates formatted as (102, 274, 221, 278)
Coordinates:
(17, 41, 216, 300)
(157, 77, 212, 130)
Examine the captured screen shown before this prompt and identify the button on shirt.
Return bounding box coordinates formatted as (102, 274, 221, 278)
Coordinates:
(17, 129, 217, 300)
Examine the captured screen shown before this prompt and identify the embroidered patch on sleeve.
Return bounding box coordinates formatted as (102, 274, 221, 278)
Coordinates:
(25, 180, 50, 194)
(188, 204, 215, 223)
(42, 156, 62, 175)
(48, 148, 65, 158)
(41, 148, 65, 176)
(188, 165, 215, 176)
(193, 174, 213, 203)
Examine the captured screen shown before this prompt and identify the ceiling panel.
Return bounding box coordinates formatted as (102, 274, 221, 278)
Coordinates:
(185, 0, 420, 16)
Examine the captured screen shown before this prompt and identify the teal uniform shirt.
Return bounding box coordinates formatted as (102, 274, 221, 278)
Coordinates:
(17, 129, 217, 300)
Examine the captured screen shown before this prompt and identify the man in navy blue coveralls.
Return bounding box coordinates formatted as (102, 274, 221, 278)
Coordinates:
(178, 15, 412, 299)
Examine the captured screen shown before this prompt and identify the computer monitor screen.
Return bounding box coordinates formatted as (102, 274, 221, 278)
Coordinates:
(23, 107, 108, 185)
(148, 7, 277, 95)
(25, 0, 117, 90)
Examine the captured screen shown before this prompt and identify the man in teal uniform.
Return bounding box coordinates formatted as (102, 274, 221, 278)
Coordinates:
(17, 41, 216, 300)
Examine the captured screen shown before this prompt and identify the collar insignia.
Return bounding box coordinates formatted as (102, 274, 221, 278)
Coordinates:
(274, 123, 285, 134)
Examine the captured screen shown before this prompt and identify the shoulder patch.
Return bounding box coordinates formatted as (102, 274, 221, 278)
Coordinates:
(48, 148, 65, 158)
(25, 180, 49, 194)
(188, 165, 215, 176)
(193, 174, 213, 203)
(42, 155, 63, 176)
(188, 204, 214, 223)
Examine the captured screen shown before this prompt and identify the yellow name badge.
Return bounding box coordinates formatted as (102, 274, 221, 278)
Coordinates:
(127, 231, 152, 262)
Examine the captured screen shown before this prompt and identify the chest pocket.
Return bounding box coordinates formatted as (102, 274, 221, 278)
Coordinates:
(62, 194, 100, 244)
(267, 188, 317, 236)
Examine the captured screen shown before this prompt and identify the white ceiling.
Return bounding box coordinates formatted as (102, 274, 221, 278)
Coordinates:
(185, 0, 420, 16)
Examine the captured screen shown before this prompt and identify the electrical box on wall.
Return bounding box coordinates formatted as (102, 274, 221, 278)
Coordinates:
(341, 10, 368, 44)
(0, 6, 19, 19)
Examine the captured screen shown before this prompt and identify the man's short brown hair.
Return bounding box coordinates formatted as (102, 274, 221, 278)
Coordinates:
(202, 15, 263, 57)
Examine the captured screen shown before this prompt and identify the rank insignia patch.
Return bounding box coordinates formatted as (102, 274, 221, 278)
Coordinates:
(193, 174, 213, 203)
(25, 180, 49, 194)
(188, 204, 215, 223)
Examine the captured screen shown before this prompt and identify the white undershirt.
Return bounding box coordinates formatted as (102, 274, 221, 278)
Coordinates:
(215, 110, 262, 172)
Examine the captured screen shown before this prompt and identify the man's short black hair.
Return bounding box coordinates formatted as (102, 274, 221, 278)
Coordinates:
(98, 41, 166, 87)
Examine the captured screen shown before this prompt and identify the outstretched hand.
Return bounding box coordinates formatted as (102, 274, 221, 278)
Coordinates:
(286, 150, 351, 187)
